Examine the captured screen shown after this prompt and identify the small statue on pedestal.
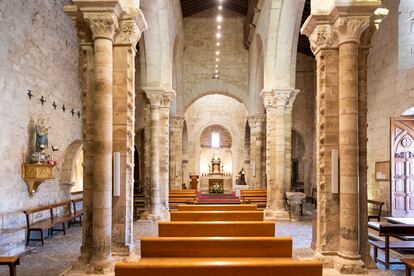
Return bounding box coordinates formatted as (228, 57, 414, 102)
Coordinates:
(30, 117, 51, 163)
(238, 168, 246, 185)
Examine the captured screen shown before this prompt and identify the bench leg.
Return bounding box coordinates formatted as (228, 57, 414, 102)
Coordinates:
(40, 229, 44, 246)
(62, 223, 66, 235)
(8, 264, 16, 276)
(79, 216, 82, 226)
(373, 247, 378, 262)
(26, 230, 31, 246)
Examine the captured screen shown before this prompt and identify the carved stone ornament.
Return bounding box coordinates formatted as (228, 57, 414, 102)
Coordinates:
(248, 116, 265, 129)
(160, 93, 174, 109)
(333, 16, 370, 45)
(261, 90, 296, 109)
(84, 12, 118, 40)
(115, 19, 141, 45)
(309, 24, 336, 55)
(170, 117, 185, 131)
(145, 93, 163, 108)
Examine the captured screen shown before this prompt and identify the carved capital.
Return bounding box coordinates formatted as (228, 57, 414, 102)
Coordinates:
(261, 89, 298, 109)
(84, 12, 118, 41)
(309, 24, 337, 55)
(170, 116, 185, 132)
(333, 16, 370, 46)
(248, 116, 265, 130)
(145, 93, 163, 108)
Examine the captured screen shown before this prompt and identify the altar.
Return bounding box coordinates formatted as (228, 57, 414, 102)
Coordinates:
(199, 151, 232, 193)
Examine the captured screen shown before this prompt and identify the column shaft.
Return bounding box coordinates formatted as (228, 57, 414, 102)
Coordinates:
(338, 41, 359, 257)
(248, 116, 264, 189)
(149, 103, 161, 216)
(159, 105, 170, 210)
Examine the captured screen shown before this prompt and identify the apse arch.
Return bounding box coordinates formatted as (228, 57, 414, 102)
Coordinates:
(183, 91, 249, 114)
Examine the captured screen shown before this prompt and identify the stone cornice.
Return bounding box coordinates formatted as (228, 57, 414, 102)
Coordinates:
(84, 12, 118, 41)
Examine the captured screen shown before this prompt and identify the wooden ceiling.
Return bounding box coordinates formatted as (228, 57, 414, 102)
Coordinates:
(180, 0, 312, 56)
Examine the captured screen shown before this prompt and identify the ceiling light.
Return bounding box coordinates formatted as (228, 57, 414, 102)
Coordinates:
(216, 51, 220, 55)
(215, 69, 219, 73)
(218, 5, 223, 10)
(215, 64, 218, 68)
(216, 58, 219, 62)
(217, 25, 221, 30)
(216, 42, 220, 46)
(216, 32, 221, 39)
(216, 15, 223, 23)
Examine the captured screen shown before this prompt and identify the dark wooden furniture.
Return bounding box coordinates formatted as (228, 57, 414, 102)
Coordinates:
(169, 190, 197, 210)
(368, 223, 414, 269)
(115, 258, 323, 276)
(158, 221, 275, 237)
(23, 201, 77, 245)
(140, 237, 292, 258)
(0, 256, 20, 276)
(70, 198, 83, 226)
(368, 199, 385, 221)
(170, 211, 264, 222)
(401, 258, 414, 276)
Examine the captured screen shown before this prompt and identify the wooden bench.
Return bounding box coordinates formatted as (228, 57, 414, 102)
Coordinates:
(169, 190, 197, 210)
(115, 258, 323, 276)
(70, 197, 83, 226)
(177, 204, 257, 211)
(401, 258, 414, 276)
(170, 211, 263, 221)
(369, 223, 414, 269)
(239, 189, 267, 209)
(0, 256, 20, 276)
(140, 237, 292, 258)
(23, 201, 74, 245)
(368, 199, 385, 221)
(159, 221, 275, 237)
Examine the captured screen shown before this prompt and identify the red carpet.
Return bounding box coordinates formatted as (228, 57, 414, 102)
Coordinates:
(196, 192, 241, 204)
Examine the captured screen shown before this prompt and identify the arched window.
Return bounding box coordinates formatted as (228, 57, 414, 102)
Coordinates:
(211, 131, 220, 148)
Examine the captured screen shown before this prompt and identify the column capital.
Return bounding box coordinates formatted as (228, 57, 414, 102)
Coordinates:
(160, 91, 175, 109)
(260, 89, 300, 109)
(248, 116, 265, 129)
(308, 24, 337, 55)
(83, 12, 118, 41)
(144, 88, 176, 109)
(333, 16, 371, 46)
(114, 11, 147, 46)
(170, 116, 185, 131)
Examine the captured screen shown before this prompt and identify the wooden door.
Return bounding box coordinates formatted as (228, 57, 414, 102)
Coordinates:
(391, 117, 414, 217)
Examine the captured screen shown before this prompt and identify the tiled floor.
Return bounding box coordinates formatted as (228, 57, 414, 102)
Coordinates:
(0, 217, 412, 276)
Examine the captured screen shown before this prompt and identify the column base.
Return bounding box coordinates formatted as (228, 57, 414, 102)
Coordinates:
(334, 255, 366, 274)
(147, 208, 170, 221)
(112, 244, 134, 256)
(264, 208, 290, 221)
(90, 255, 113, 273)
(313, 250, 337, 268)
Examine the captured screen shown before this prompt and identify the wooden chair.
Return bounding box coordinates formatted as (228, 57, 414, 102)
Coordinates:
(140, 237, 292, 258)
(0, 256, 20, 276)
(158, 221, 275, 237)
(115, 258, 323, 276)
(170, 211, 264, 221)
(177, 204, 257, 211)
(367, 199, 385, 221)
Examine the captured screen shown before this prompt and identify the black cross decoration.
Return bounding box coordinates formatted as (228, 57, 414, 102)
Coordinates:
(77, 111, 81, 118)
(52, 101, 57, 110)
(62, 105, 66, 112)
(39, 96, 46, 105)
(71, 108, 75, 116)
(27, 90, 33, 100)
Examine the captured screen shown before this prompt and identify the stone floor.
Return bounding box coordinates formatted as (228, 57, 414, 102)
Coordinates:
(0, 218, 411, 276)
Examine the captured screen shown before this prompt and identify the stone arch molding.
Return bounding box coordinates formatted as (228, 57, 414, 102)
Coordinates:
(61, 140, 83, 186)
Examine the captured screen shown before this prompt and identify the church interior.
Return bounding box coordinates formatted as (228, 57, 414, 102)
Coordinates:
(0, 0, 414, 275)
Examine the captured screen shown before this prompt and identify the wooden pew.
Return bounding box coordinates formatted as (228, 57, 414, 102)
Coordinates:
(159, 221, 275, 237)
(401, 258, 414, 276)
(140, 237, 292, 258)
(367, 199, 384, 221)
(170, 211, 263, 221)
(115, 258, 323, 276)
(240, 189, 267, 209)
(169, 190, 197, 210)
(177, 204, 257, 211)
(70, 197, 83, 226)
(0, 256, 20, 276)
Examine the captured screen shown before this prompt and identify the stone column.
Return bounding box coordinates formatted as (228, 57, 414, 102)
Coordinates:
(83, 12, 118, 269)
(261, 90, 294, 220)
(307, 24, 340, 266)
(112, 14, 144, 255)
(170, 116, 185, 190)
(334, 16, 370, 272)
(143, 104, 152, 212)
(284, 91, 299, 192)
(159, 92, 174, 214)
(248, 116, 265, 189)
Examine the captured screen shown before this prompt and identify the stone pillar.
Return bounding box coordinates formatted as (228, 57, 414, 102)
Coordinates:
(159, 92, 174, 213)
(261, 90, 295, 220)
(83, 12, 118, 269)
(248, 116, 265, 189)
(284, 91, 299, 192)
(307, 24, 340, 266)
(143, 104, 152, 212)
(169, 116, 185, 190)
(112, 14, 144, 255)
(334, 17, 370, 272)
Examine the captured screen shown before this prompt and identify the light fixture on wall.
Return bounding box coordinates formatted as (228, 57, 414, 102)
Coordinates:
(373, 7, 389, 29)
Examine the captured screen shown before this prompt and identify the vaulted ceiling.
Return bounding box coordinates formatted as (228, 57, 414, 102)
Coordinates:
(179, 0, 312, 56)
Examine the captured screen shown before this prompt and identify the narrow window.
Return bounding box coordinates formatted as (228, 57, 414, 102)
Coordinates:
(211, 131, 220, 148)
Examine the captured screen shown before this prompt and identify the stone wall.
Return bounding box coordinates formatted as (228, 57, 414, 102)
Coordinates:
(367, 0, 414, 211)
(182, 8, 249, 112)
(0, 0, 81, 254)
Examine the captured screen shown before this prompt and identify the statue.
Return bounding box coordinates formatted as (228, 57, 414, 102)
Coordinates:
(238, 168, 246, 185)
(30, 117, 51, 163)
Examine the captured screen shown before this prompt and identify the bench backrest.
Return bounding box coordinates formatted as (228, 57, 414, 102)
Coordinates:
(177, 204, 257, 211)
(115, 259, 323, 276)
(240, 190, 267, 196)
(158, 221, 275, 237)
(170, 190, 197, 195)
(170, 211, 263, 221)
(379, 223, 414, 236)
(140, 237, 292, 258)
